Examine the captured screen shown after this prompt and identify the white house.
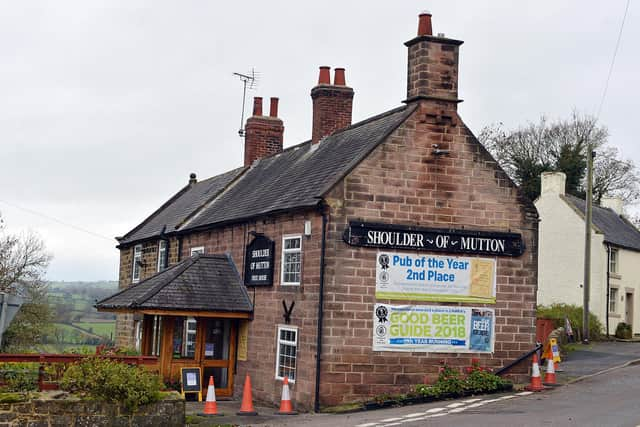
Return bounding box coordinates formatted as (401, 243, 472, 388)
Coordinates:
(536, 171, 640, 336)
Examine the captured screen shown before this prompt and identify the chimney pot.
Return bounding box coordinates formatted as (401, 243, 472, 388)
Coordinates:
(334, 68, 346, 86)
(252, 97, 263, 116)
(318, 66, 331, 85)
(269, 97, 279, 117)
(189, 173, 197, 185)
(417, 11, 433, 36)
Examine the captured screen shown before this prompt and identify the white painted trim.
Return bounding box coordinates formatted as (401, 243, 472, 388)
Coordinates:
(132, 244, 142, 283)
(275, 324, 298, 382)
(190, 246, 205, 256)
(280, 235, 302, 286)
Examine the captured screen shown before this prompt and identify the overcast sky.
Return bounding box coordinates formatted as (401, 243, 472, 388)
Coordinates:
(1, 1, 637, 281)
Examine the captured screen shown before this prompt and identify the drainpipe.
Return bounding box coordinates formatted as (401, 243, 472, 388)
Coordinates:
(314, 200, 328, 413)
(606, 244, 611, 338)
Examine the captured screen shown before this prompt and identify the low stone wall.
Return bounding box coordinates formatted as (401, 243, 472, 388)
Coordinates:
(0, 391, 184, 427)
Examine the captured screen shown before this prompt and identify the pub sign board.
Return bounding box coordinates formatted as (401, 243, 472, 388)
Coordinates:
(244, 235, 275, 286)
(343, 221, 524, 257)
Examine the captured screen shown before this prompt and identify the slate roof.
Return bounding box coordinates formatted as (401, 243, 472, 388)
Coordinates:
(563, 194, 640, 251)
(183, 105, 416, 230)
(118, 168, 244, 245)
(95, 254, 253, 313)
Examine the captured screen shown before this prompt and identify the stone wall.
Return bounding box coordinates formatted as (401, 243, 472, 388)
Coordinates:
(319, 100, 539, 405)
(0, 392, 184, 427)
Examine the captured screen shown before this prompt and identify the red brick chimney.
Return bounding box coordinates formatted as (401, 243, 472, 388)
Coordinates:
(244, 96, 284, 166)
(311, 66, 354, 145)
(405, 12, 463, 106)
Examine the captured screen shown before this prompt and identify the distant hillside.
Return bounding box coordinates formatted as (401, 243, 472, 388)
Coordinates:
(43, 280, 118, 352)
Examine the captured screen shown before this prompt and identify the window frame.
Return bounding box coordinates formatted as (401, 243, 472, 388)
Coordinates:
(280, 235, 302, 286)
(132, 244, 143, 283)
(275, 325, 298, 382)
(190, 246, 205, 256)
(609, 248, 619, 274)
(151, 315, 162, 357)
(157, 240, 168, 272)
(609, 287, 619, 313)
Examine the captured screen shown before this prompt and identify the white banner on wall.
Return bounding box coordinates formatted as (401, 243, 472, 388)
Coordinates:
(376, 252, 496, 303)
(373, 304, 495, 353)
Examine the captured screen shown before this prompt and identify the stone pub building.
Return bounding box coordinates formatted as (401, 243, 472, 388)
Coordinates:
(97, 13, 538, 410)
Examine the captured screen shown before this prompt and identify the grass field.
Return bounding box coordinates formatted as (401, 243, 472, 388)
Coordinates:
(72, 322, 115, 338)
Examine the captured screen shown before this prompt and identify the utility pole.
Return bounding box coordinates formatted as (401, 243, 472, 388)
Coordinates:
(582, 145, 594, 344)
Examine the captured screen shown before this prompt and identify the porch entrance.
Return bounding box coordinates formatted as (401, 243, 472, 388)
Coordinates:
(142, 313, 241, 399)
(625, 292, 634, 327)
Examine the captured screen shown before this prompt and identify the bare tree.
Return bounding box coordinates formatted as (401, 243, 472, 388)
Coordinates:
(479, 111, 638, 204)
(0, 214, 53, 351)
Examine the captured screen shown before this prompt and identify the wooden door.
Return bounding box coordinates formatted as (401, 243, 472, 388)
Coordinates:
(199, 318, 236, 398)
(626, 293, 634, 326)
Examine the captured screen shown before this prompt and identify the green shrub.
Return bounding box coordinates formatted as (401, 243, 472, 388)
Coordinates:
(416, 364, 511, 398)
(464, 369, 510, 393)
(0, 363, 39, 392)
(60, 358, 162, 411)
(615, 322, 632, 339)
(537, 304, 603, 341)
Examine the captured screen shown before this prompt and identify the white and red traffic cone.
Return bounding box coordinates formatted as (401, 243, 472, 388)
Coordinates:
(525, 354, 544, 392)
(276, 376, 298, 415)
(200, 376, 223, 416)
(543, 357, 558, 386)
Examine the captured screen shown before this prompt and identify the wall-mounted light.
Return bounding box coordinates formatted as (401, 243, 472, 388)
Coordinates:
(304, 220, 312, 237)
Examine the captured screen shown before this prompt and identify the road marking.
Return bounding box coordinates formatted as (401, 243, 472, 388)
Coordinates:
(517, 391, 534, 396)
(462, 398, 481, 403)
(449, 407, 467, 413)
(355, 423, 378, 427)
(380, 417, 403, 422)
(446, 402, 465, 408)
(403, 412, 425, 418)
(382, 423, 404, 427)
(425, 407, 446, 413)
(499, 395, 516, 400)
(467, 401, 488, 408)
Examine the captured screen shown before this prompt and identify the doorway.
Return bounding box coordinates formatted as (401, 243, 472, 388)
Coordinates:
(199, 318, 237, 398)
(625, 292, 634, 328)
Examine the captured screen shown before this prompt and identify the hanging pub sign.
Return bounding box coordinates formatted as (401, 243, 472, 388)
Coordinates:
(376, 251, 496, 303)
(244, 234, 275, 286)
(373, 303, 495, 353)
(343, 221, 524, 257)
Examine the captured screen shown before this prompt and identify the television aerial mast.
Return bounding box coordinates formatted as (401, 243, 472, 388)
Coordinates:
(233, 69, 259, 137)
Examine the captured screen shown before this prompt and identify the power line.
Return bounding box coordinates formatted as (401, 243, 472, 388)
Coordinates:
(596, 0, 631, 120)
(0, 199, 115, 243)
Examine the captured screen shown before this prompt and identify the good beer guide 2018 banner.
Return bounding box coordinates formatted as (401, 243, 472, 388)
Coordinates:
(375, 252, 497, 303)
(373, 304, 495, 353)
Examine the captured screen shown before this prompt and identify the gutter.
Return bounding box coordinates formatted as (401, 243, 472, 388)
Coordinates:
(606, 244, 611, 338)
(314, 199, 328, 413)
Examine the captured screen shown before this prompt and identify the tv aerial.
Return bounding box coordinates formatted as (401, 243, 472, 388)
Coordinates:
(233, 68, 260, 137)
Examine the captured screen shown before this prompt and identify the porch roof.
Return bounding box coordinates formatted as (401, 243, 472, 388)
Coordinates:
(96, 254, 253, 313)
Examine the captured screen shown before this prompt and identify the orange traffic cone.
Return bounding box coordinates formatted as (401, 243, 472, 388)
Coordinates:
(543, 358, 557, 386)
(200, 376, 223, 416)
(554, 360, 563, 372)
(525, 354, 544, 392)
(276, 376, 298, 415)
(236, 374, 258, 416)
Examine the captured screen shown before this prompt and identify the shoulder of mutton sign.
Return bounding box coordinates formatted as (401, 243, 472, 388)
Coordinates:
(244, 234, 275, 286)
(342, 222, 524, 257)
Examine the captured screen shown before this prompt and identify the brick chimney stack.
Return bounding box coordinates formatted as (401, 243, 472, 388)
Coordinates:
(311, 66, 354, 145)
(405, 12, 463, 106)
(244, 96, 284, 166)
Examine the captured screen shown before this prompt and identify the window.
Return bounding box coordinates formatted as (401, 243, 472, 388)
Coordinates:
(150, 315, 162, 356)
(191, 246, 205, 256)
(157, 240, 168, 272)
(610, 288, 618, 313)
(275, 325, 297, 382)
(281, 236, 302, 285)
(132, 244, 142, 283)
(609, 248, 619, 274)
(173, 317, 197, 358)
(134, 320, 143, 352)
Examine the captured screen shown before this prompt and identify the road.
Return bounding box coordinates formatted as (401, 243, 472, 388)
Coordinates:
(247, 363, 640, 427)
